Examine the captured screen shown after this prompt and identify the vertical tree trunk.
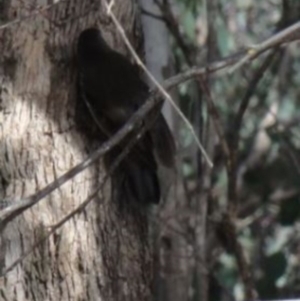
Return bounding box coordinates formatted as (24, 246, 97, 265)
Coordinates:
(0, 1, 152, 300)
(141, 6, 192, 301)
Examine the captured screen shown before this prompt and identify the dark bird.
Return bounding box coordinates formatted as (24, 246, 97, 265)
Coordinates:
(76, 28, 175, 206)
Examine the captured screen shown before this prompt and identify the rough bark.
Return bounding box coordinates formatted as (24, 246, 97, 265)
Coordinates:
(0, 1, 152, 300)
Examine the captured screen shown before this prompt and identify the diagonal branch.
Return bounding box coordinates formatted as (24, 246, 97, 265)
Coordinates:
(0, 113, 150, 276)
(104, 0, 213, 167)
(0, 90, 161, 229)
(229, 21, 300, 72)
(0, 26, 298, 229)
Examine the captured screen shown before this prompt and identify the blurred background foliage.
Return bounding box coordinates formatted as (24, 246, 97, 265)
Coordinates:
(158, 0, 300, 300)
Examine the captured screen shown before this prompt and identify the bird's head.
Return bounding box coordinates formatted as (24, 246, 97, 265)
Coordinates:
(77, 28, 111, 60)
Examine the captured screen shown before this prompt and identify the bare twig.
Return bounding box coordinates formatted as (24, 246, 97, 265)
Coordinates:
(0, 114, 150, 277)
(217, 48, 278, 301)
(228, 49, 279, 212)
(104, 0, 213, 167)
(229, 21, 300, 73)
(0, 89, 161, 229)
(0, 46, 290, 230)
(234, 50, 279, 138)
(0, 182, 106, 276)
(217, 213, 258, 300)
(153, 0, 194, 65)
(0, 24, 298, 229)
(199, 79, 231, 162)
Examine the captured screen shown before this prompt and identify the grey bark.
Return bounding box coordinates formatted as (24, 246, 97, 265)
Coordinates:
(140, 2, 190, 301)
(0, 1, 152, 300)
(140, 0, 174, 128)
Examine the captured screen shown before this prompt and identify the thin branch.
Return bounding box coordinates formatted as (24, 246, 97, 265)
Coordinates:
(0, 90, 161, 229)
(104, 0, 213, 167)
(199, 79, 231, 162)
(0, 115, 149, 277)
(233, 50, 279, 142)
(0, 27, 298, 228)
(229, 21, 300, 72)
(0, 182, 106, 277)
(217, 213, 258, 300)
(227, 49, 279, 210)
(153, 0, 194, 65)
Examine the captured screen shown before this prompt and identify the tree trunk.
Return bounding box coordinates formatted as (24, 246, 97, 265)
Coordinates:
(140, 2, 190, 301)
(0, 1, 152, 300)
